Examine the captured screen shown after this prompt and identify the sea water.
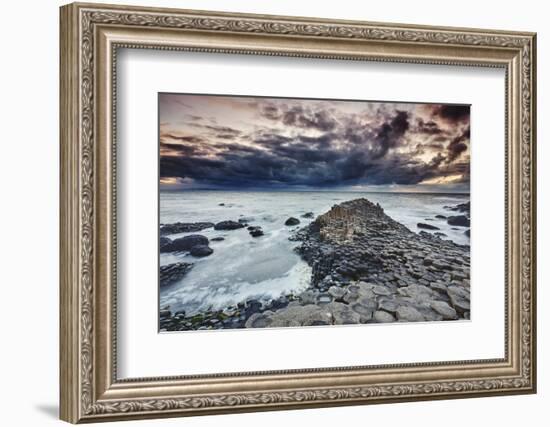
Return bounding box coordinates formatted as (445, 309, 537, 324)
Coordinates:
(159, 191, 470, 315)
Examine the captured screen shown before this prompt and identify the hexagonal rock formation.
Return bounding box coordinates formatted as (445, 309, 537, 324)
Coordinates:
(289, 198, 471, 322)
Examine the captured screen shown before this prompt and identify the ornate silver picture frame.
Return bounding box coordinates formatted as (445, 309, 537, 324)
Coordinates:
(60, 2, 536, 423)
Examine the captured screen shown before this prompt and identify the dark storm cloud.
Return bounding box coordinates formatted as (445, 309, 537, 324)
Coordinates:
(260, 102, 337, 132)
(160, 97, 470, 189)
(415, 118, 443, 135)
(446, 127, 470, 163)
(161, 134, 204, 144)
(217, 133, 240, 140)
(430, 104, 470, 124)
(190, 123, 242, 135)
(160, 142, 201, 156)
(372, 110, 409, 159)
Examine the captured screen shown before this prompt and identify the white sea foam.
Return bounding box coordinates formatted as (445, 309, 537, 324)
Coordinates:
(159, 190, 470, 314)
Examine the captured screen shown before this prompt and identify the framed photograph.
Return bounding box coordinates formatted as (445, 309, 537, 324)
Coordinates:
(60, 2, 537, 423)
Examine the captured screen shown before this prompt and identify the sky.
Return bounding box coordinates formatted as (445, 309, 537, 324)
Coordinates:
(159, 93, 470, 193)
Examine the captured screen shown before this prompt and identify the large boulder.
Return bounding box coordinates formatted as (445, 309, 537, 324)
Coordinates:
(446, 286, 470, 314)
(417, 222, 440, 230)
(373, 310, 396, 323)
(160, 234, 209, 252)
(285, 217, 300, 226)
(447, 215, 470, 227)
(430, 300, 458, 320)
(190, 245, 214, 257)
(214, 220, 245, 230)
(159, 236, 172, 251)
(160, 262, 193, 287)
(326, 302, 361, 324)
(160, 222, 214, 235)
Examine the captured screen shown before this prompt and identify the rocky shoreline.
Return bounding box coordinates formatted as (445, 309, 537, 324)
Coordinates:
(159, 198, 470, 331)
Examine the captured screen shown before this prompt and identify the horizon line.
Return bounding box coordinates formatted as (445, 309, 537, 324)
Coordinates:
(159, 188, 470, 195)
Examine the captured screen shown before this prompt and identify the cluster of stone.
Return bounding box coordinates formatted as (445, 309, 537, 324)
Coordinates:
(285, 198, 470, 324)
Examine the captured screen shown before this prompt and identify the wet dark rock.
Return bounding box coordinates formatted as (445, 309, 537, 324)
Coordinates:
(447, 215, 470, 227)
(285, 217, 300, 226)
(190, 245, 213, 257)
(453, 202, 470, 213)
(417, 222, 440, 230)
(247, 225, 264, 237)
(464, 229, 470, 237)
(160, 234, 209, 252)
(444, 201, 470, 214)
(160, 236, 172, 251)
(301, 212, 314, 218)
(238, 217, 254, 224)
(245, 299, 263, 316)
(214, 220, 245, 230)
(267, 296, 290, 311)
(160, 262, 193, 287)
(434, 232, 447, 238)
(210, 236, 225, 242)
(435, 215, 447, 219)
(160, 222, 214, 235)
(250, 228, 264, 237)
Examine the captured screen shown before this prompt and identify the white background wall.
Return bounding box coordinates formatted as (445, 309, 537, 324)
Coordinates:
(0, 0, 546, 425)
